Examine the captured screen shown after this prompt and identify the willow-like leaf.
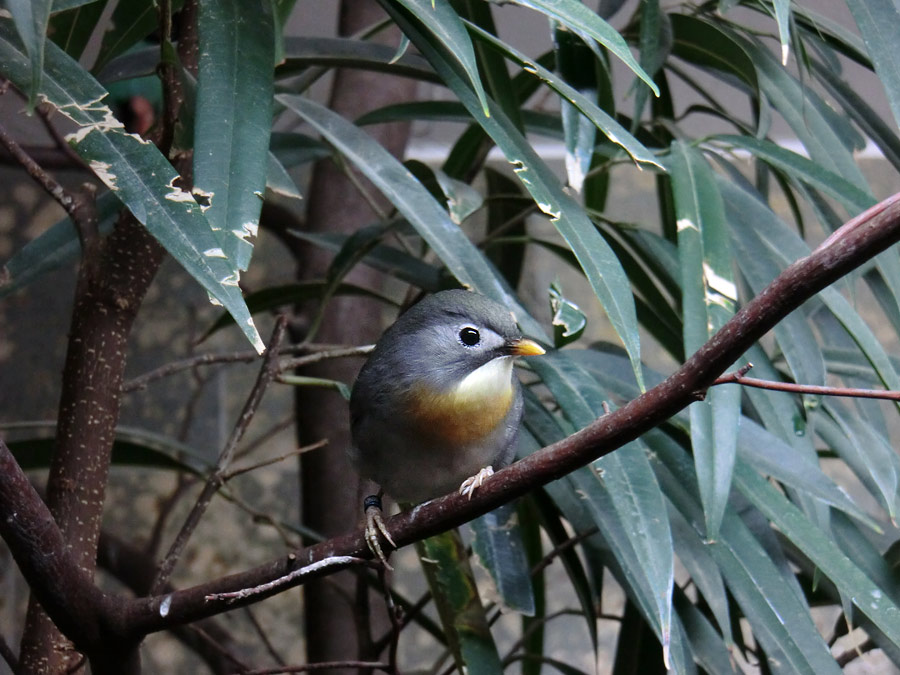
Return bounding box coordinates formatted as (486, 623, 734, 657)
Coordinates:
(194, 0, 275, 271)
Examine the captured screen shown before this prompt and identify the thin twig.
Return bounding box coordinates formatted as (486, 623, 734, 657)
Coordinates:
(243, 605, 288, 668)
(219, 487, 300, 550)
(233, 415, 296, 462)
(278, 345, 375, 371)
(377, 566, 401, 675)
(0, 110, 78, 219)
(222, 440, 328, 482)
(146, 474, 198, 558)
(204, 556, 371, 604)
(122, 344, 371, 392)
(502, 609, 587, 665)
(530, 526, 599, 577)
(150, 318, 289, 594)
(712, 363, 900, 401)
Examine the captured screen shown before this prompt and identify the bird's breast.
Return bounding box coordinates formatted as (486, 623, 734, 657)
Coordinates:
(405, 357, 516, 445)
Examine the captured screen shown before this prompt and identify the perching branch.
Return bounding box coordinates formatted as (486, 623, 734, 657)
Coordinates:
(111, 191, 900, 633)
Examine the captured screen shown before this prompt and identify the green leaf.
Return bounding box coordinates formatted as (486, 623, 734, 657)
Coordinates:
(632, 0, 669, 131)
(276, 36, 439, 83)
(392, 0, 491, 117)
(738, 416, 878, 529)
(0, 24, 264, 352)
(820, 403, 900, 521)
(548, 281, 586, 348)
(667, 493, 732, 645)
(416, 530, 504, 674)
(458, 0, 524, 132)
(508, 0, 658, 95)
(722, 184, 826, 389)
(720, 179, 900, 397)
(265, 151, 303, 202)
(194, 0, 274, 272)
(271, 0, 297, 65)
(554, 24, 597, 192)
(675, 594, 736, 674)
(845, 0, 900, 135)
(471, 503, 536, 615)
(434, 168, 484, 224)
(667, 141, 738, 539)
(668, 14, 758, 93)
(735, 34, 870, 193)
(288, 230, 444, 291)
(278, 375, 351, 400)
(7, 0, 50, 108)
(276, 94, 537, 332)
(811, 56, 900, 174)
(773, 0, 791, 65)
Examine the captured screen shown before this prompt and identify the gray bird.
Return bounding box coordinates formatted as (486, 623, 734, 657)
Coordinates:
(349, 289, 545, 507)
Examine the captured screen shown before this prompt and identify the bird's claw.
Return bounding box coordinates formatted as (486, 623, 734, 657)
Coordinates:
(363, 494, 395, 569)
(458, 466, 494, 499)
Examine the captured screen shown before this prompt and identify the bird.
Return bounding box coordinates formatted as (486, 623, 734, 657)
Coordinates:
(348, 289, 545, 561)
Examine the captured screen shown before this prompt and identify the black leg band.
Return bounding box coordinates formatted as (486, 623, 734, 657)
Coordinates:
(364, 494, 383, 511)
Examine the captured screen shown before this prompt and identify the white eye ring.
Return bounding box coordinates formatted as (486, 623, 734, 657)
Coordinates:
(458, 326, 480, 347)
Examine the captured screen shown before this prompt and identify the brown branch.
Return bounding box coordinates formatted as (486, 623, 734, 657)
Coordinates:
(0, 440, 129, 664)
(150, 317, 289, 594)
(713, 364, 900, 400)
(111, 191, 900, 634)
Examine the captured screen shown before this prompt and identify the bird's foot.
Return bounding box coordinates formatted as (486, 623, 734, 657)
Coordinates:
(459, 466, 494, 500)
(363, 494, 396, 569)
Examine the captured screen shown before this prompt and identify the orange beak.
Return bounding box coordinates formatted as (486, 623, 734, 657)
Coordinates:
(508, 337, 546, 357)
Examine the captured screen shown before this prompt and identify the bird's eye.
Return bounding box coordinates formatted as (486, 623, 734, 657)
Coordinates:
(458, 326, 480, 347)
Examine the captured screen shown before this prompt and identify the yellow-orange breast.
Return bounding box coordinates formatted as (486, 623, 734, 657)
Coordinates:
(405, 358, 516, 445)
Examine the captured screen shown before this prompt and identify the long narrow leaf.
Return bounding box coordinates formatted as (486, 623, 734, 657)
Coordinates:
(7, 0, 50, 107)
(393, 0, 491, 117)
(194, 0, 274, 271)
(667, 141, 738, 538)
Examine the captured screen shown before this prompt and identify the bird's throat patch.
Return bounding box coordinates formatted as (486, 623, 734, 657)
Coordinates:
(407, 358, 515, 445)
